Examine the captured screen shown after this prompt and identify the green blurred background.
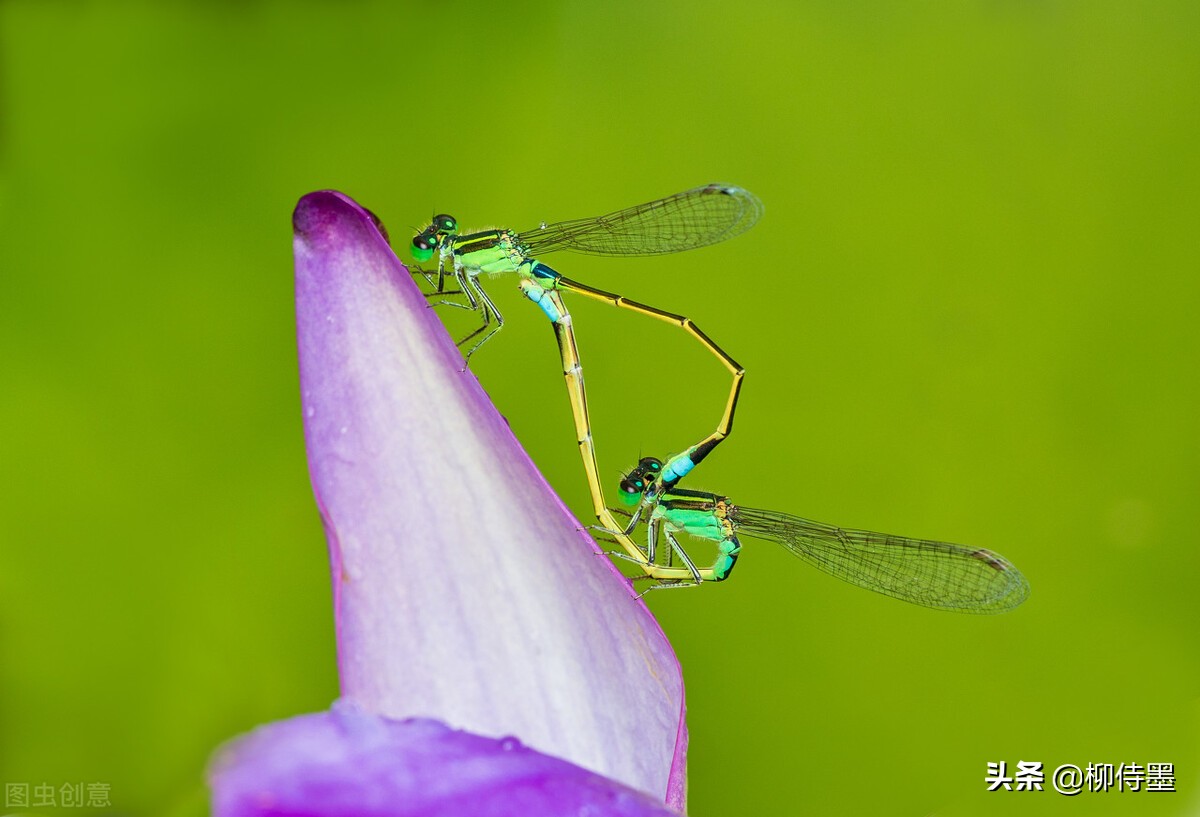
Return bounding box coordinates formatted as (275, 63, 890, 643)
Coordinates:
(2, 2, 1197, 815)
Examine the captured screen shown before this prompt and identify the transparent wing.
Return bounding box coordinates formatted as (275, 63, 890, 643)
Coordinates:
(516, 183, 763, 257)
(732, 506, 1030, 613)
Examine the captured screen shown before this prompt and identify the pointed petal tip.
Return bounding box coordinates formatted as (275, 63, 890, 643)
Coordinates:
(294, 190, 394, 256)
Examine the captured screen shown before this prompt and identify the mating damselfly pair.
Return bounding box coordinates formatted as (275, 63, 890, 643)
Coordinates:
(408, 184, 1029, 613)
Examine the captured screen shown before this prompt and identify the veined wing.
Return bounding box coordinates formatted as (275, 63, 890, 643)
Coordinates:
(732, 505, 1030, 613)
(516, 184, 763, 257)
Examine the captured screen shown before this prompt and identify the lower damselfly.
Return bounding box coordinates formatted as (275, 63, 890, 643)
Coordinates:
(601, 456, 1030, 612)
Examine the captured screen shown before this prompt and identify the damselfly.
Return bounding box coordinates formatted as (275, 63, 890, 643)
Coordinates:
(410, 184, 762, 517)
(602, 456, 1030, 612)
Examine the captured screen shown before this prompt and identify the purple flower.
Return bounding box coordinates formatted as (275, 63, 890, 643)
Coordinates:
(208, 191, 687, 815)
(209, 703, 682, 817)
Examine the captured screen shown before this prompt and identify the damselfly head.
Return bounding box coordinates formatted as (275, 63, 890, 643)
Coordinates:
(409, 214, 459, 263)
(616, 457, 664, 506)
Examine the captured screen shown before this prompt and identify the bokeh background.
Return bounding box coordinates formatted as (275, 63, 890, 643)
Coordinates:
(2, 2, 1198, 815)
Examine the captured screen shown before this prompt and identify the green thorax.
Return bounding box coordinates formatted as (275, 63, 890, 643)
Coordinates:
(652, 492, 736, 543)
(450, 229, 531, 276)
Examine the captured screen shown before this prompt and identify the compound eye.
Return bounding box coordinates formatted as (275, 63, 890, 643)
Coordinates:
(411, 234, 435, 262)
(617, 477, 644, 506)
(434, 213, 457, 233)
(638, 457, 663, 473)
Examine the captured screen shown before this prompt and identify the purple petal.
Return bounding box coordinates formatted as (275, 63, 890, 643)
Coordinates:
(209, 703, 681, 817)
(291, 191, 686, 803)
